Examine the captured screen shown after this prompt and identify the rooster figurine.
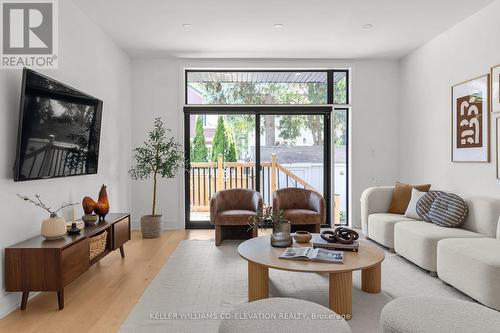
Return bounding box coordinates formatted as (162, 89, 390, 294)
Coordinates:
(82, 184, 110, 221)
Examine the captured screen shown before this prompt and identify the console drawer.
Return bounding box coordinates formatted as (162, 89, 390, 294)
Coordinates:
(61, 238, 89, 286)
(113, 217, 130, 250)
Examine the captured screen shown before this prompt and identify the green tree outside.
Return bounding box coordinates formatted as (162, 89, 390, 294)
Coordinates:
(211, 116, 238, 162)
(191, 116, 208, 162)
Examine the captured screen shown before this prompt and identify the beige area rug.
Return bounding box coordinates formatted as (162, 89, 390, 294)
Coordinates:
(120, 239, 473, 333)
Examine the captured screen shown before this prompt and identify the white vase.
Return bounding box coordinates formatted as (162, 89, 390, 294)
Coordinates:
(41, 215, 67, 240)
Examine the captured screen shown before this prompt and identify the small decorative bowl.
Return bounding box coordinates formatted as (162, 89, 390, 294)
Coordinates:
(82, 214, 98, 225)
(293, 231, 312, 243)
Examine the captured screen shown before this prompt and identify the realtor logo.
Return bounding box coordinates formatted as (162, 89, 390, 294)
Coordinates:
(1, 0, 58, 68)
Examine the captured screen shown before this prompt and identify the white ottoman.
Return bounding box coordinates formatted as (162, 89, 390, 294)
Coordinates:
(381, 296, 500, 333)
(218, 298, 351, 333)
(438, 238, 500, 310)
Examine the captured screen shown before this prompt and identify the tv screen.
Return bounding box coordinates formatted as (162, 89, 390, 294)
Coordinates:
(14, 68, 103, 181)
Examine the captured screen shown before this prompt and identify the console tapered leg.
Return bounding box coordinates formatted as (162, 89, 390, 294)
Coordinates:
(57, 289, 64, 310)
(21, 291, 29, 310)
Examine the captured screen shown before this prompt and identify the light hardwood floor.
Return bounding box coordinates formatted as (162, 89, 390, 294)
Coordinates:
(0, 229, 217, 333)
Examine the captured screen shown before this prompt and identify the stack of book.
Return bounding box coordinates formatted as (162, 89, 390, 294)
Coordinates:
(312, 235, 359, 252)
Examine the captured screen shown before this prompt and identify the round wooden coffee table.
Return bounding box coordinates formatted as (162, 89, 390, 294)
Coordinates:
(237, 235, 384, 320)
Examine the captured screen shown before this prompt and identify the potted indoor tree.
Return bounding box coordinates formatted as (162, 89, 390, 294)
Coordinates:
(130, 117, 184, 238)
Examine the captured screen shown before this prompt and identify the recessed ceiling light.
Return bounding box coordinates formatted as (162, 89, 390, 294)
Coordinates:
(182, 23, 192, 28)
(272, 23, 284, 29)
(362, 23, 374, 29)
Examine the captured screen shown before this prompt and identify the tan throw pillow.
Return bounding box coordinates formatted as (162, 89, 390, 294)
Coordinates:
(388, 182, 431, 214)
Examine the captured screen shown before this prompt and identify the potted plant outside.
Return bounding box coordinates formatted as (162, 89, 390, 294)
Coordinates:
(249, 207, 292, 247)
(130, 117, 184, 238)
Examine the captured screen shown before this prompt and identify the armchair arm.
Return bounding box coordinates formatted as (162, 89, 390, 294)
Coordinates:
(309, 191, 326, 224)
(360, 186, 394, 236)
(209, 192, 220, 225)
(272, 191, 281, 214)
(251, 191, 263, 213)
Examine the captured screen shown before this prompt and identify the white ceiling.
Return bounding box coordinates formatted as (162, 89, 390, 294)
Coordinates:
(73, 0, 494, 59)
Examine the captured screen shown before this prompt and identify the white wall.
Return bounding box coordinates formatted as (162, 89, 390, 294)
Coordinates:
(399, 0, 500, 197)
(130, 58, 401, 230)
(0, 0, 132, 317)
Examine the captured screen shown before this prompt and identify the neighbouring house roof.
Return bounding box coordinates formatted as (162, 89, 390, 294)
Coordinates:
(258, 146, 346, 164)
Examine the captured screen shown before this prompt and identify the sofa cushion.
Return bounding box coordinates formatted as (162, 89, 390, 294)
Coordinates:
(404, 188, 427, 219)
(283, 209, 320, 225)
(368, 213, 415, 248)
(388, 182, 431, 214)
(428, 193, 468, 227)
(394, 221, 484, 271)
(215, 210, 256, 225)
(381, 296, 500, 333)
(461, 197, 500, 237)
(416, 190, 447, 222)
(438, 238, 500, 310)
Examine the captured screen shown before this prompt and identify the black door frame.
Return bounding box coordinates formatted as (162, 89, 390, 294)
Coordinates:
(184, 106, 332, 229)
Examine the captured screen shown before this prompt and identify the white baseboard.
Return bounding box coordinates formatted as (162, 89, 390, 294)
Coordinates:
(0, 291, 40, 319)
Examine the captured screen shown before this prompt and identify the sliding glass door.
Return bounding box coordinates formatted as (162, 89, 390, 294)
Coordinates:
(187, 113, 256, 223)
(259, 114, 325, 206)
(184, 107, 331, 228)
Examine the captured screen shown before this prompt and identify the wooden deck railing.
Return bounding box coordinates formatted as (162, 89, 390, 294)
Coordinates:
(21, 136, 85, 179)
(189, 154, 320, 212)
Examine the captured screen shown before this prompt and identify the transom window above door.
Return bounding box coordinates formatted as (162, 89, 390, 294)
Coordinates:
(186, 70, 348, 105)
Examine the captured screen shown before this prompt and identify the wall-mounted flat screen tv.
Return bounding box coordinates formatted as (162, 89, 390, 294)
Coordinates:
(14, 68, 103, 181)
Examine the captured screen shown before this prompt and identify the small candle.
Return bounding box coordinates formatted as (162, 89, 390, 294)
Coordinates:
(72, 207, 75, 223)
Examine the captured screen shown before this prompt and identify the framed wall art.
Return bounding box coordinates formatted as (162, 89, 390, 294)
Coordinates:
(492, 64, 500, 113)
(452, 74, 490, 162)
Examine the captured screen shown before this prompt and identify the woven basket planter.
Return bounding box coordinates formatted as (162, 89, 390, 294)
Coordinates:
(141, 215, 161, 238)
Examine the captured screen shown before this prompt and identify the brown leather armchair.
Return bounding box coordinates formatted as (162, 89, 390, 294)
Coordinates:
(273, 188, 325, 233)
(210, 189, 262, 246)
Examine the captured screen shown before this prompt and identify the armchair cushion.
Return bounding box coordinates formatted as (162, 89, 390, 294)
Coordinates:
(283, 209, 321, 225)
(215, 210, 257, 225)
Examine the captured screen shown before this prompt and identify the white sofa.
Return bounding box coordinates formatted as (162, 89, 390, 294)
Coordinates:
(361, 186, 500, 273)
(437, 220, 500, 310)
(361, 186, 500, 310)
(394, 197, 500, 273)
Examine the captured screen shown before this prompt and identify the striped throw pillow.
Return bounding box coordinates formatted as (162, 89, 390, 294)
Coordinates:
(428, 193, 468, 228)
(416, 191, 447, 222)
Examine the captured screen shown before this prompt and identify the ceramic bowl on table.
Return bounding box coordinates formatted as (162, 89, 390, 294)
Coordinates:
(293, 231, 312, 243)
